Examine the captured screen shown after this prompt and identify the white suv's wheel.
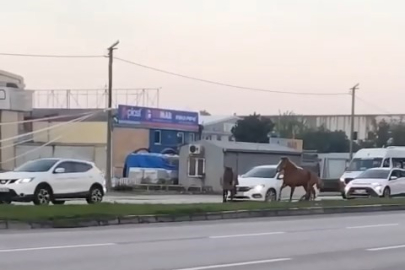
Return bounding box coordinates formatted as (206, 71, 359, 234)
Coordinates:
(264, 189, 277, 202)
(86, 186, 103, 204)
(33, 185, 52, 205)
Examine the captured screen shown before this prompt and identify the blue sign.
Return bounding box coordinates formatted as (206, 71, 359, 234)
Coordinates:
(117, 105, 199, 131)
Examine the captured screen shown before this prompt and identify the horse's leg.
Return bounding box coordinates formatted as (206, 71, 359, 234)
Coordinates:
(279, 183, 286, 201)
(305, 182, 314, 201)
(289, 186, 295, 202)
(299, 185, 308, 201)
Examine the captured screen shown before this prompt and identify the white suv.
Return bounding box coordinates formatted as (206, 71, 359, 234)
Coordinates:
(0, 158, 107, 205)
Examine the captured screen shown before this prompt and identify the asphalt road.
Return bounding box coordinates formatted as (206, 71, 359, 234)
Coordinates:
(2, 211, 405, 270)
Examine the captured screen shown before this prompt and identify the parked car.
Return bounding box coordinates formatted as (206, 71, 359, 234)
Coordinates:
(344, 167, 405, 198)
(0, 158, 106, 205)
(231, 165, 317, 202)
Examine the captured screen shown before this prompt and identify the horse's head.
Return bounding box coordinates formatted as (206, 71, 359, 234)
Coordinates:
(276, 157, 289, 173)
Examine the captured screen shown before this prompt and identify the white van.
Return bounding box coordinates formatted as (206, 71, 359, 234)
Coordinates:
(339, 147, 405, 198)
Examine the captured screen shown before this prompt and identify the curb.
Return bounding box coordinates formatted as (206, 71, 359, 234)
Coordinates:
(2, 204, 405, 230)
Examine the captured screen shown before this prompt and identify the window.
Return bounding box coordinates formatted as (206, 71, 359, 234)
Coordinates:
(390, 170, 401, 179)
(15, 159, 59, 172)
(241, 166, 277, 179)
(177, 132, 184, 144)
(73, 162, 93, 172)
(189, 133, 195, 142)
(356, 169, 390, 179)
(154, 130, 161, 144)
(216, 135, 221, 141)
(383, 159, 390, 168)
(55, 161, 93, 173)
(205, 135, 212, 140)
(392, 158, 405, 168)
(347, 158, 382, 171)
(188, 157, 205, 177)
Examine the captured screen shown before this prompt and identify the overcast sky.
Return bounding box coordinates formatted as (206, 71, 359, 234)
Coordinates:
(1, 0, 404, 115)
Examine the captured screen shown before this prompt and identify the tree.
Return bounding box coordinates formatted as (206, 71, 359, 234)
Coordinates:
(232, 113, 274, 143)
(391, 123, 405, 146)
(275, 110, 307, 139)
(375, 119, 390, 147)
(300, 126, 350, 153)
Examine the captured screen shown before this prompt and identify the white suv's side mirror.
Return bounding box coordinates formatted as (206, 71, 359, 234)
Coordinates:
(390, 176, 398, 181)
(54, 167, 65, 174)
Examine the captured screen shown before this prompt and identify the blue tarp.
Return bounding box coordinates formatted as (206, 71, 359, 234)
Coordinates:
(123, 153, 178, 177)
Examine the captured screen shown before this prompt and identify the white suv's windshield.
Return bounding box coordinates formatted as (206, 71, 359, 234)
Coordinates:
(14, 159, 59, 172)
(356, 169, 390, 179)
(242, 167, 277, 178)
(347, 158, 382, 172)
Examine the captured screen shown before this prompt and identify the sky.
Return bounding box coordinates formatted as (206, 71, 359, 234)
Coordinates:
(1, 0, 404, 115)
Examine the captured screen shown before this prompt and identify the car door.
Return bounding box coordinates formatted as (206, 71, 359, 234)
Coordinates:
(388, 169, 401, 196)
(70, 161, 94, 193)
(397, 170, 405, 196)
(50, 161, 78, 195)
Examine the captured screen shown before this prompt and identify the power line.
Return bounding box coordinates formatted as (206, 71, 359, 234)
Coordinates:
(114, 57, 347, 96)
(355, 95, 392, 114)
(0, 52, 105, 58)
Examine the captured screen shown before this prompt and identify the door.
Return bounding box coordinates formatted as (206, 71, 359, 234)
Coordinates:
(51, 161, 78, 195)
(51, 161, 93, 195)
(388, 169, 402, 195)
(397, 170, 405, 196)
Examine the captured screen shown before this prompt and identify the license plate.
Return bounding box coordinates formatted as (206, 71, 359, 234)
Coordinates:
(354, 189, 366, 194)
(0, 187, 9, 192)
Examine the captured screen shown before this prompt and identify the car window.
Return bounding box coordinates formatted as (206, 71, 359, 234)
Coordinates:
(55, 161, 92, 173)
(14, 159, 59, 172)
(74, 162, 93, 172)
(241, 167, 276, 178)
(390, 170, 401, 178)
(356, 169, 390, 179)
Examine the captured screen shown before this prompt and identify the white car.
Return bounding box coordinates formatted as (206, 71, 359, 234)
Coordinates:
(345, 167, 405, 198)
(232, 165, 317, 202)
(0, 158, 107, 205)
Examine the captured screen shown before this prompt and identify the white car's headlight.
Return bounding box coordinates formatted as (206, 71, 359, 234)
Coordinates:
(372, 182, 382, 187)
(253, 184, 265, 191)
(16, 178, 34, 184)
(340, 177, 345, 182)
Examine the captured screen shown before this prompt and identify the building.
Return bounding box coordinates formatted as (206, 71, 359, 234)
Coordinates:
(199, 115, 239, 141)
(16, 108, 107, 171)
(114, 105, 200, 176)
(178, 140, 302, 192)
(0, 70, 32, 170)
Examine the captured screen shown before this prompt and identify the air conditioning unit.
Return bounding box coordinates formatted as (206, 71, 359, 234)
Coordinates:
(189, 144, 203, 155)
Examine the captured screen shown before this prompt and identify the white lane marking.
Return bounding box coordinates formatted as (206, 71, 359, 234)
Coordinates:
(209, 232, 285, 239)
(173, 258, 292, 270)
(346, 223, 399, 229)
(367, 245, 405, 252)
(0, 243, 116, 253)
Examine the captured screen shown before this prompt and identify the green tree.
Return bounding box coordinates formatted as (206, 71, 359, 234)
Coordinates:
(375, 119, 390, 147)
(300, 126, 350, 153)
(391, 123, 405, 146)
(275, 111, 307, 138)
(232, 113, 274, 143)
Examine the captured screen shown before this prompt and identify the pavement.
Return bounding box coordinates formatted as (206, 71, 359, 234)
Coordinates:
(2, 211, 405, 270)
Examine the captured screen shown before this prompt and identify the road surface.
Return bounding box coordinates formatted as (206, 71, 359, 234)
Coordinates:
(2, 211, 405, 270)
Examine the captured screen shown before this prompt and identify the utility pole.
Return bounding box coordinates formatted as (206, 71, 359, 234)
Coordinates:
(349, 83, 359, 160)
(106, 41, 119, 191)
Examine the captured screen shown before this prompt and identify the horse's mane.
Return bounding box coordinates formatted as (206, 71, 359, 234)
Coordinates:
(286, 159, 301, 169)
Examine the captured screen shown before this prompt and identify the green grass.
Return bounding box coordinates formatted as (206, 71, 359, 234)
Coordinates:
(1, 199, 405, 222)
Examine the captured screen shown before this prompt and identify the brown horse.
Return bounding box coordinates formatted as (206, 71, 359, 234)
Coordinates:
(276, 157, 323, 202)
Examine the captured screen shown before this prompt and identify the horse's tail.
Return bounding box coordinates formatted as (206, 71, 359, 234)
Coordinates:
(316, 175, 323, 190)
(308, 170, 323, 190)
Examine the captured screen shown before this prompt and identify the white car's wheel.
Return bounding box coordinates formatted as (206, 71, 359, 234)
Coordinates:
(264, 189, 277, 202)
(86, 185, 104, 204)
(382, 187, 391, 198)
(33, 185, 52, 206)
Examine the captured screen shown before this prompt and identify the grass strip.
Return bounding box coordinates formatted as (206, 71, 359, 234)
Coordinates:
(1, 198, 405, 222)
